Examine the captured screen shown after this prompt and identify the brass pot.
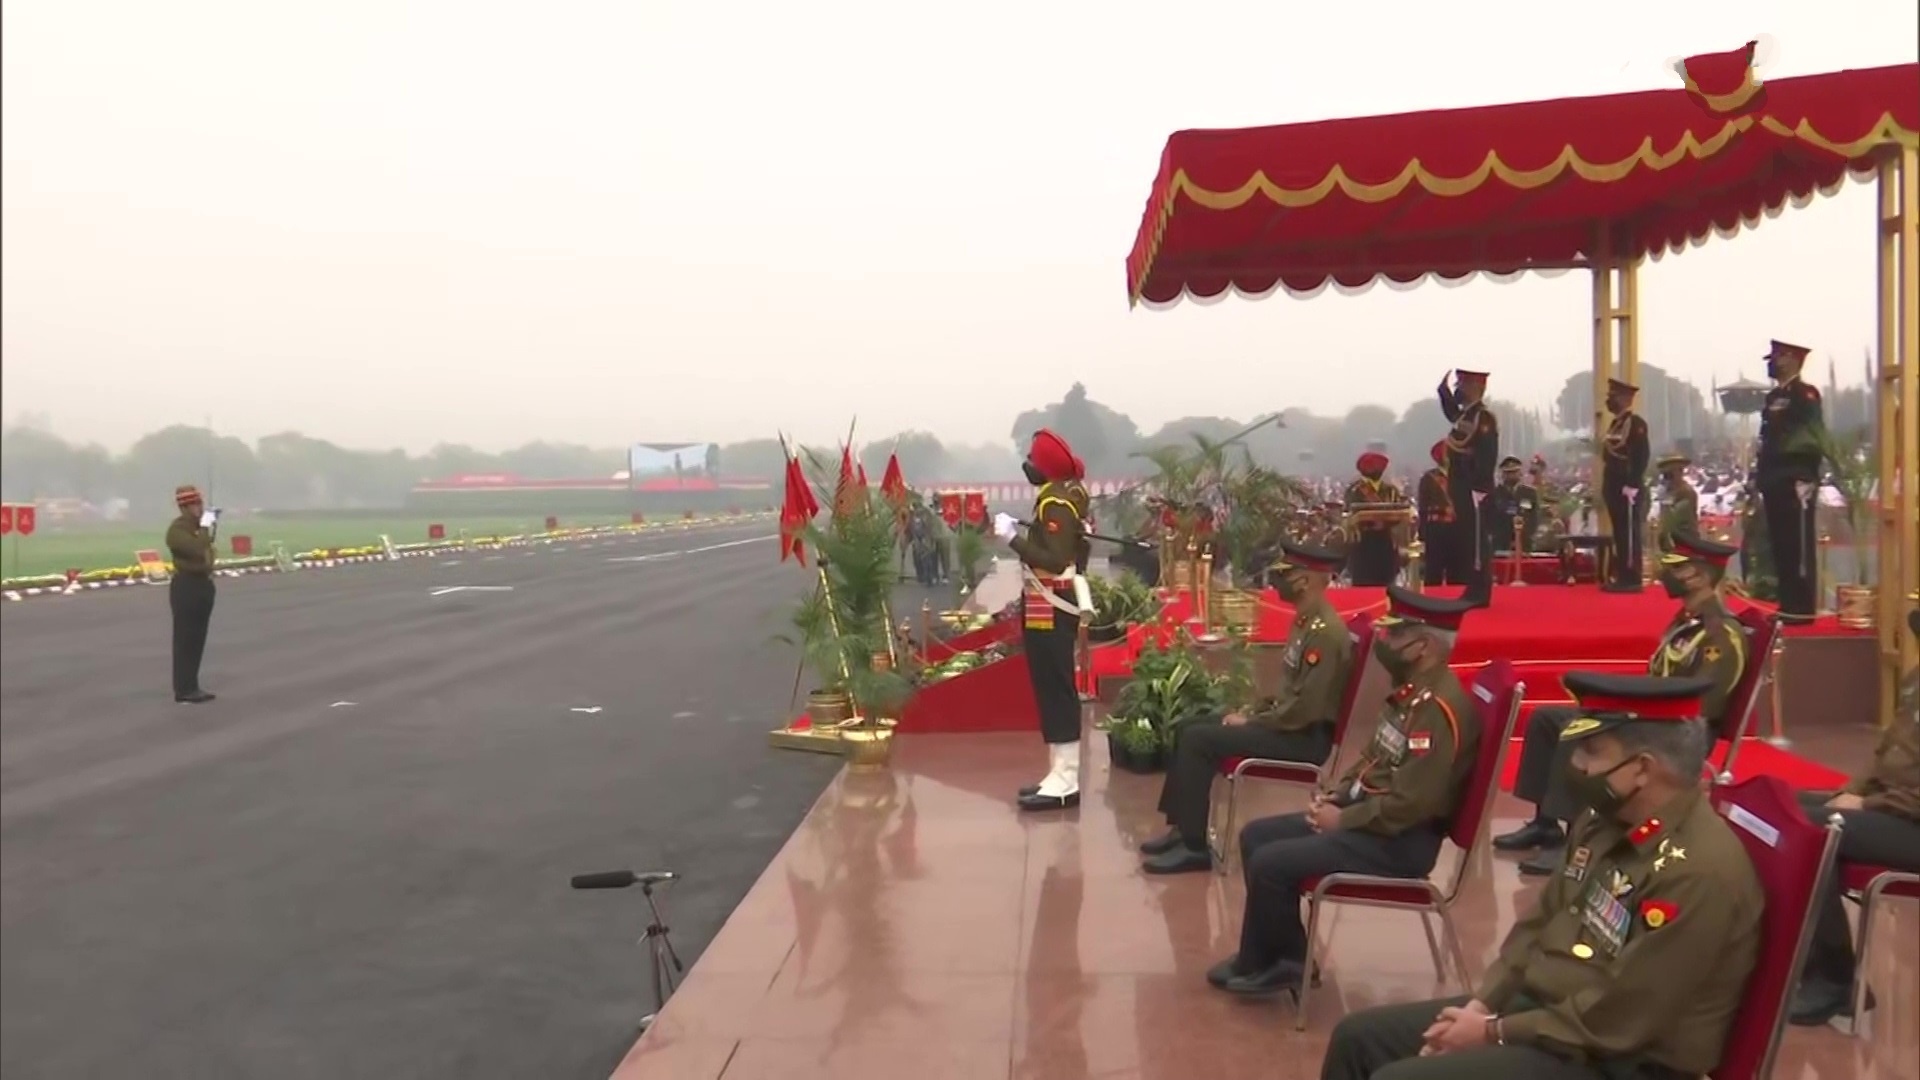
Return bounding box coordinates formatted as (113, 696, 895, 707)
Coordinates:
(1835, 584, 1876, 630)
(1215, 590, 1257, 631)
(806, 690, 853, 729)
(840, 723, 895, 771)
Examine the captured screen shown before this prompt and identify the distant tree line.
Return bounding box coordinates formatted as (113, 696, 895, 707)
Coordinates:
(1, 360, 1874, 517)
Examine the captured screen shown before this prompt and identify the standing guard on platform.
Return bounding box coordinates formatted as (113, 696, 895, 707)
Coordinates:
(1599, 378, 1651, 593)
(1321, 673, 1763, 1080)
(1485, 457, 1540, 557)
(1344, 451, 1403, 587)
(1416, 441, 1457, 587)
(1007, 429, 1093, 812)
(1655, 453, 1699, 553)
(1438, 370, 1499, 605)
(1756, 339, 1826, 623)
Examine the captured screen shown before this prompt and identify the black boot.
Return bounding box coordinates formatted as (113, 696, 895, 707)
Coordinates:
(1492, 817, 1563, 852)
(1138, 829, 1183, 856)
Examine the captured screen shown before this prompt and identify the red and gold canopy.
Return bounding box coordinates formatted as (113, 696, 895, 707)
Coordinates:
(1126, 63, 1919, 307)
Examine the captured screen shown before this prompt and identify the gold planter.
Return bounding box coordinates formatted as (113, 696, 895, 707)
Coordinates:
(840, 722, 896, 771)
(1835, 584, 1877, 630)
(1215, 590, 1257, 632)
(806, 690, 853, 728)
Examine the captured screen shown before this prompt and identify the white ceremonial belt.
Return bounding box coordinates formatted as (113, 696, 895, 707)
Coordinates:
(1024, 567, 1095, 617)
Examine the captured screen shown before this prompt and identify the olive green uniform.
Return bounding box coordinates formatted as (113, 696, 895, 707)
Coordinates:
(1656, 479, 1699, 553)
(1153, 593, 1355, 850)
(1511, 603, 1747, 824)
(1232, 668, 1483, 968)
(165, 513, 218, 699)
(1793, 664, 1920, 996)
(1010, 479, 1091, 746)
(1323, 789, 1763, 1079)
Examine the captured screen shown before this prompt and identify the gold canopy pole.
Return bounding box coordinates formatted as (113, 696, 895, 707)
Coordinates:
(1876, 144, 1920, 730)
(1590, 229, 1617, 538)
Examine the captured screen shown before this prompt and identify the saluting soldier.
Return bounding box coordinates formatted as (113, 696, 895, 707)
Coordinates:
(1209, 586, 1481, 996)
(1485, 456, 1541, 556)
(1655, 452, 1699, 553)
(165, 484, 219, 704)
(1321, 672, 1764, 1080)
(1438, 370, 1499, 605)
(1787, 592, 1920, 1026)
(1008, 429, 1092, 812)
(1415, 441, 1457, 587)
(1496, 535, 1747, 874)
(1756, 339, 1825, 622)
(1344, 451, 1403, 587)
(1599, 378, 1651, 593)
(1140, 542, 1355, 874)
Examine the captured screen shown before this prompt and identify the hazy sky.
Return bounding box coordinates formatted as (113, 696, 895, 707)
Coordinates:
(3, 0, 1915, 454)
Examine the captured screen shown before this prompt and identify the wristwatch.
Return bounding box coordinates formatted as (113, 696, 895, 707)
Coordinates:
(1485, 1015, 1505, 1046)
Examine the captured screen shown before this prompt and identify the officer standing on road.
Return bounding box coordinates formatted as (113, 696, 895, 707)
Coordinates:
(1320, 672, 1764, 1080)
(165, 484, 218, 704)
(1437, 370, 1499, 605)
(1599, 378, 1651, 593)
(1756, 339, 1825, 623)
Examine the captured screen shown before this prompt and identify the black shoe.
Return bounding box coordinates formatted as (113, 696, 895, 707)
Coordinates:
(1492, 819, 1563, 852)
(1221, 959, 1306, 997)
(174, 691, 215, 704)
(1139, 829, 1183, 856)
(1787, 980, 1852, 1027)
(1142, 847, 1212, 875)
(1017, 784, 1040, 799)
(1518, 846, 1564, 876)
(1779, 613, 1817, 627)
(1017, 789, 1080, 812)
(1599, 581, 1643, 594)
(1206, 956, 1246, 989)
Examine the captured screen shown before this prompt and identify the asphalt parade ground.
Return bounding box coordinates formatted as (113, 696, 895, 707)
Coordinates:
(0, 520, 889, 1079)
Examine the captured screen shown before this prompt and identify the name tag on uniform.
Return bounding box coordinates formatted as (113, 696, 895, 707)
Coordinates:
(1283, 640, 1303, 669)
(1581, 881, 1632, 957)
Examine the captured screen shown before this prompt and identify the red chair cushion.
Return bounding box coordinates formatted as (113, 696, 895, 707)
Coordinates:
(1302, 874, 1435, 905)
(1841, 862, 1920, 898)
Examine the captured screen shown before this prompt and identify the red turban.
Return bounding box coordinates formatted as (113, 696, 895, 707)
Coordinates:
(1429, 441, 1447, 466)
(1356, 452, 1389, 479)
(1027, 429, 1079, 482)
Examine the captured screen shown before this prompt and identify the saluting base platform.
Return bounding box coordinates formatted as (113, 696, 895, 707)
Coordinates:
(611, 724, 1915, 1080)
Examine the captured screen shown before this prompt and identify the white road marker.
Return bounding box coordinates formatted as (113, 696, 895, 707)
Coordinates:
(330, 701, 358, 708)
(607, 534, 774, 563)
(429, 585, 516, 597)
(569, 706, 604, 714)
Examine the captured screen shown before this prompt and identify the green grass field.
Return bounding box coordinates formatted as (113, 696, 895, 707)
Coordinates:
(0, 513, 645, 581)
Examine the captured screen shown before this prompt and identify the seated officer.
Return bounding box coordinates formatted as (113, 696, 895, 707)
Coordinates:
(1496, 534, 1747, 874)
(1321, 673, 1763, 1080)
(1141, 542, 1354, 874)
(1209, 586, 1480, 995)
(1787, 594, 1920, 1026)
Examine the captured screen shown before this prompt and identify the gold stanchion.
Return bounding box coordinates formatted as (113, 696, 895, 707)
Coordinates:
(1197, 546, 1220, 643)
(1509, 516, 1529, 587)
(1403, 538, 1426, 593)
(1765, 630, 1791, 749)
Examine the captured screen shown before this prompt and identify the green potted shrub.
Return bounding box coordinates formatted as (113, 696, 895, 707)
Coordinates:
(1086, 572, 1157, 643)
(1821, 424, 1879, 627)
(1100, 638, 1237, 773)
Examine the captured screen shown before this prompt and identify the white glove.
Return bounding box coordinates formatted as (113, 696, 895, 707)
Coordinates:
(1622, 487, 1639, 502)
(992, 512, 1019, 541)
(199, 510, 218, 529)
(1794, 481, 1814, 504)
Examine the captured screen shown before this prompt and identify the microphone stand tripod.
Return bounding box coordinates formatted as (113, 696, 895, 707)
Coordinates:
(631, 877, 684, 1032)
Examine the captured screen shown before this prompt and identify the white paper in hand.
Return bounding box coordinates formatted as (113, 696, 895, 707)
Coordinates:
(992, 512, 1019, 541)
(199, 510, 218, 529)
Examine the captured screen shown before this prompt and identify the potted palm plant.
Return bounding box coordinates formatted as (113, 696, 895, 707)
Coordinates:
(1822, 425, 1879, 628)
(1086, 572, 1157, 642)
(1099, 637, 1239, 772)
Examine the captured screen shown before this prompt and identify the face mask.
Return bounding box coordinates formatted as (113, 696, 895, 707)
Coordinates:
(1372, 636, 1416, 681)
(1022, 461, 1046, 486)
(1565, 754, 1640, 820)
(1659, 571, 1687, 599)
(1765, 359, 1781, 381)
(1275, 574, 1305, 603)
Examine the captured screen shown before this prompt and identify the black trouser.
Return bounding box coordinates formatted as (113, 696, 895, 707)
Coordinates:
(1602, 483, 1646, 587)
(1795, 790, 1920, 985)
(1349, 532, 1398, 587)
(1236, 811, 1443, 969)
(1155, 722, 1332, 847)
(1418, 524, 1456, 586)
(1759, 476, 1818, 617)
(169, 573, 217, 697)
(1022, 600, 1081, 744)
(1454, 494, 1493, 602)
(1511, 706, 1581, 822)
(1321, 996, 1686, 1079)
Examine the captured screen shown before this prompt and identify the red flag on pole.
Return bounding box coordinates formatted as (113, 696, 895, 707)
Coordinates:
(779, 452, 818, 565)
(833, 446, 859, 518)
(879, 454, 907, 505)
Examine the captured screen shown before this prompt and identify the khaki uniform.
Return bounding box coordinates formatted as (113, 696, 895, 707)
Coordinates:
(1251, 594, 1354, 733)
(1657, 479, 1699, 553)
(164, 512, 219, 699)
(1334, 668, 1482, 836)
(1343, 477, 1404, 587)
(1646, 603, 1748, 730)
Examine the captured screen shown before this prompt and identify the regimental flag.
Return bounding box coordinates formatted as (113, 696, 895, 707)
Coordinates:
(833, 445, 864, 518)
(780, 452, 820, 565)
(879, 453, 909, 531)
